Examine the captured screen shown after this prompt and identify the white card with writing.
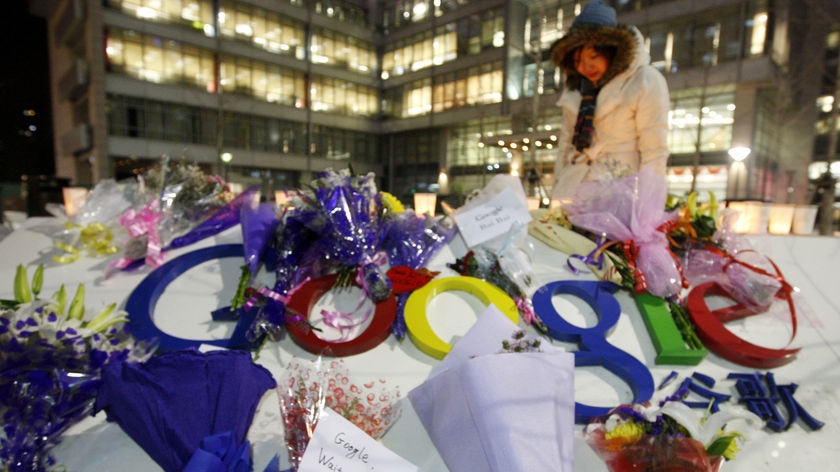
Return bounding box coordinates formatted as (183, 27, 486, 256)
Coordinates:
(298, 407, 419, 472)
(454, 186, 532, 248)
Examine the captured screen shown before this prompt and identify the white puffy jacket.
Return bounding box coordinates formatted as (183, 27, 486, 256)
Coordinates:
(551, 25, 670, 189)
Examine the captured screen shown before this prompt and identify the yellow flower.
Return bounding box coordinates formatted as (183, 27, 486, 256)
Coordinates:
(603, 421, 645, 450)
(380, 191, 405, 214)
(722, 435, 741, 460)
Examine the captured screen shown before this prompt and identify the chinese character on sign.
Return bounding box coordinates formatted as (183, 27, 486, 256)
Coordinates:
(658, 371, 824, 432)
(728, 371, 825, 432)
(662, 371, 731, 413)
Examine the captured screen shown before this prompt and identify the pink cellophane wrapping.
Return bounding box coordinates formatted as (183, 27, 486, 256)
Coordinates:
(564, 167, 681, 298)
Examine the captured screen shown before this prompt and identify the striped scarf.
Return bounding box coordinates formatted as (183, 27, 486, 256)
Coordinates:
(572, 79, 601, 151)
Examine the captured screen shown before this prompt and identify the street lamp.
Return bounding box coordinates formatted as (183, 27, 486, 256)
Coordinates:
(220, 152, 232, 181)
(728, 146, 751, 162)
(728, 146, 751, 200)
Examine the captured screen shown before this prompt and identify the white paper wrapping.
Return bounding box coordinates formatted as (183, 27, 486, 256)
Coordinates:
(408, 306, 575, 472)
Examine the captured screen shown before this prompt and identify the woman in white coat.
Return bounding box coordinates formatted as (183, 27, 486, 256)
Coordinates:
(549, 0, 670, 199)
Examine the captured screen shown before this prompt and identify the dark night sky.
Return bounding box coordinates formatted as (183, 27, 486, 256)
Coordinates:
(0, 1, 54, 184)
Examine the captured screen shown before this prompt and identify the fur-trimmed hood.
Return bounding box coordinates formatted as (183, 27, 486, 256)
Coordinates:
(550, 23, 643, 91)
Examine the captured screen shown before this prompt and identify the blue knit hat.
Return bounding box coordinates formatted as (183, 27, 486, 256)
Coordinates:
(572, 0, 617, 28)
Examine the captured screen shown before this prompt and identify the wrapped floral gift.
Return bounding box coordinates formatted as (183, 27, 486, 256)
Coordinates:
(0, 265, 156, 471)
(563, 166, 682, 299)
(94, 349, 276, 472)
(528, 208, 622, 284)
(408, 306, 575, 472)
(584, 400, 761, 472)
(235, 168, 454, 345)
(136, 159, 233, 244)
(48, 179, 138, 263)
(277, 357, 402, 471)
(107, 159, 237, 273)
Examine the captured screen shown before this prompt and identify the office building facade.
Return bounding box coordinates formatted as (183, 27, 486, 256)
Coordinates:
(39, 0, 839, 206)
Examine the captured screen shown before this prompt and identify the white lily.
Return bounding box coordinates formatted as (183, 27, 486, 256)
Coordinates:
(649, 400, 762, 446)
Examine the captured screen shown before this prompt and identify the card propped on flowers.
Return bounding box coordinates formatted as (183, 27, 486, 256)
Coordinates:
(297, 407, 418, 472)
(408, 306, 575, 472)
(453, 175, 532, 248)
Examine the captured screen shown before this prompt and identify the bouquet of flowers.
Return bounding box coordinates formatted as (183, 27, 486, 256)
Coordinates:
(0, 265, 156, 471)
(673, 197, 788, 311)
(287, 169, 393, 300)
(137, 158, 232, 239)
(277, 357, 402, 470)
(540, 167, 796, 356)
(408, 306, 576, 472)
(107, 158, 235, 273)
(562, 166, 683, 299)
(47, 179, 138, 263)
(236, 168, 454, 346)
(584, 399, 760, 472)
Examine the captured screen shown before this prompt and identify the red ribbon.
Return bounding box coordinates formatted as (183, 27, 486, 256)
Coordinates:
(700, 245, 797, 322)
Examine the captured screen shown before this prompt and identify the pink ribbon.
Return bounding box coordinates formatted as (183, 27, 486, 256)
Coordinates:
(244, 286, 290, 312)
(320, 306, 373, 341)
(242, 282, 309, 324)
(122, 200, 165, 266)
(105, 200, 166, 277)
(314, 253, 387, 341)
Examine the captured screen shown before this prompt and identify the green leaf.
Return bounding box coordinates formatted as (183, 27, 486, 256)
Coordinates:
(691, 215, 718, 239)
(706, 436, 734, 458)
(230, 265, 251, 310)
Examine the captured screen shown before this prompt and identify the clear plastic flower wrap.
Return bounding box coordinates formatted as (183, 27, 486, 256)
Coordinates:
(137, 159, 233, 246)
(106, 160, 235, 272)
(680, 208, 784, 309)
(48, 179, 139, 263)
(278, 358, 327, 470)
(73, 178, 139, 227)
(445, 174, 543, 330)
(277, 357, 402, 471)
(446, 231, 546, 333)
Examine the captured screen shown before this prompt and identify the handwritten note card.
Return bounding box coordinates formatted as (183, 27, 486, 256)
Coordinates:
(298, 407, 418, 472)
(454, 186, 532, 247)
